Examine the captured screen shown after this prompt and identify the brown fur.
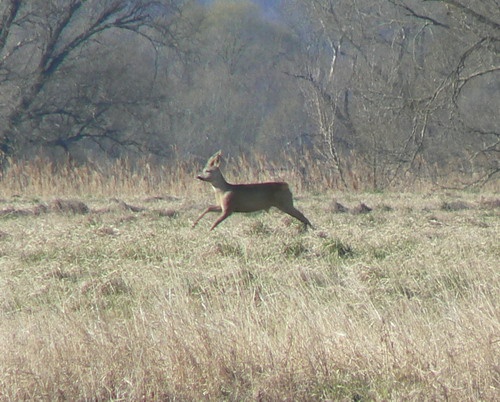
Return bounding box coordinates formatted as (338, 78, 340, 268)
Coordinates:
(192, 151, 312, 231)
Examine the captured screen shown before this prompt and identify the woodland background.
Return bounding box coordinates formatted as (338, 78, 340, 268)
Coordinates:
(0, 0, 498, 189)
(0, 2, 499, 399)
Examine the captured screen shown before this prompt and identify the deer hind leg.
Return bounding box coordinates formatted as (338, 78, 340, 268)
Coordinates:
(280, 205, 312, 229)
(192, 205, 222, 228)
(276, 194, 312, 229)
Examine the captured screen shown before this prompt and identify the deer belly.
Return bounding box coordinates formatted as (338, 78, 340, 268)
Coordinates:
(231, 191, 275, 213)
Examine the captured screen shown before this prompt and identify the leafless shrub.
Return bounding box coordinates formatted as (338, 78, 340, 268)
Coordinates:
(110, 198, 145, 213)
(96, 226, 119, 236)
(33, 204, 49, 215)
(378, 204, 394, 212)
(50, 199, 89, 214)
(479, 198, 500, 210)
(156, 209, 178, 218)
(144, 195, 181, 202)
(351, 202, 372, 214)
(0, 207, 33, 217)
(440, 200, 470, 211)
(330, 200, 349, 213)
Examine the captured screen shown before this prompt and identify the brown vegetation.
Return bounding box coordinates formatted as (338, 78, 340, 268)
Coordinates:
(0, 159, 498, 400)
(1, 1, 497, 189)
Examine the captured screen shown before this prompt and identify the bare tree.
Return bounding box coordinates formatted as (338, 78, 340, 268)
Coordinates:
(389, 0, 499, 186)
(282, 0, 358, 188)
(0, 0, 192, 165)
(283, 0, 499, 188)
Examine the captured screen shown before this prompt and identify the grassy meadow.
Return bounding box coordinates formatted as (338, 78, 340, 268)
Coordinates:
(0, 158, 498, 400)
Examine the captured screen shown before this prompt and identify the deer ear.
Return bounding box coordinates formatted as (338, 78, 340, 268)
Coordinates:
(208, 150, 222, 167)
(214, 151, 222, 166)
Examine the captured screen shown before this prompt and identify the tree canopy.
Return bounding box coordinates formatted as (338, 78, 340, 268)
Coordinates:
(1, 0, 498, 187)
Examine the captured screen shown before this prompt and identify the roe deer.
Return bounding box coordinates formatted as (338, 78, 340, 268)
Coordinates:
(192, 151, 312, 231)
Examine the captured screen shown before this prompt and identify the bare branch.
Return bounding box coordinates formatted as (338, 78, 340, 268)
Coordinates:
(428, 0, 500, 31)
(388, 0, 449, 28)
(0, 0, 21, 52)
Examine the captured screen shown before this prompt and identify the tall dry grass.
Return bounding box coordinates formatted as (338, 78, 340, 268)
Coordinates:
(0, 154, 316, 198)
(2, 152, 496, 198)
(0, 156, 498, 400)
(0, 156, 200, 198)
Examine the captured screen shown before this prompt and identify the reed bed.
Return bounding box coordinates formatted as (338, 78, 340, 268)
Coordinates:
(2, 152, 494, 198)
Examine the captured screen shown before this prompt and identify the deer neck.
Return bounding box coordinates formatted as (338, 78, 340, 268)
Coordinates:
(210, 169, 232, 193)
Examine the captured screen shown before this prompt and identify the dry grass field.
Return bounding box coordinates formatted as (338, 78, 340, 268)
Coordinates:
(0, 159, 498, 400)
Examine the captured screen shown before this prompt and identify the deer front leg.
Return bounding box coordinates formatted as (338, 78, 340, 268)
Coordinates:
(209, 209, 233, 231)
(192, 205, 222, 228)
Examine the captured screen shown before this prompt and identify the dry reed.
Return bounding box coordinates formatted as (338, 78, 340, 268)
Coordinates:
(2, 152, 497, 198)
